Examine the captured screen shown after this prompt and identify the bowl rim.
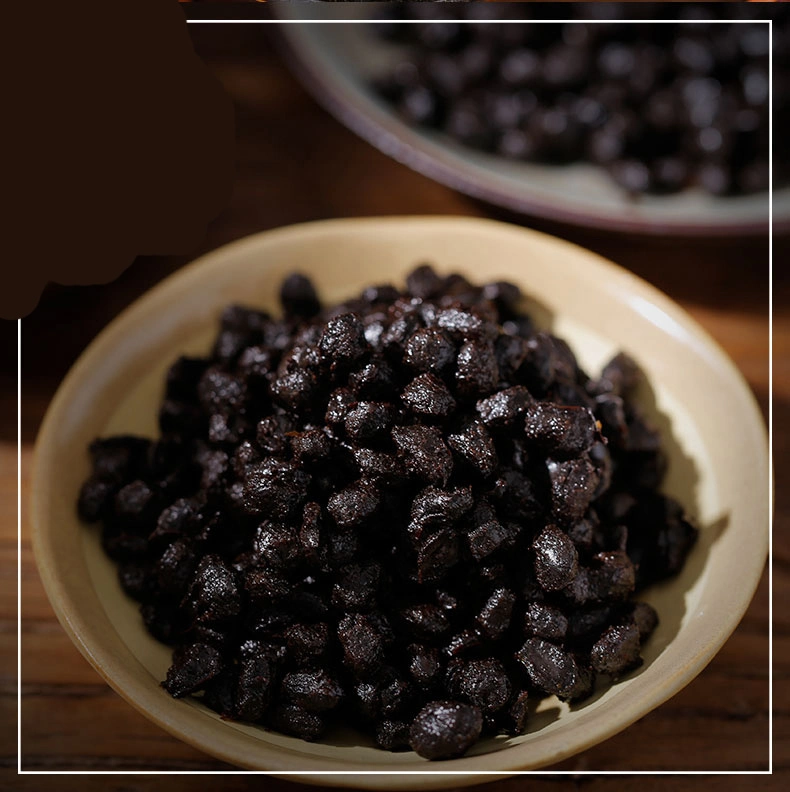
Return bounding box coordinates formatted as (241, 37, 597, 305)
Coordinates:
(30, 216, 769, 785)
(273, 23, 779, 238)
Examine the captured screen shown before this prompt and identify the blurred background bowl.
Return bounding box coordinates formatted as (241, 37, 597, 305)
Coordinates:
(274, 6, 784, 236)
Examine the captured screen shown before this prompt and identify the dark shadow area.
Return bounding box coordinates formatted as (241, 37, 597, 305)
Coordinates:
(478, 699, 563, 756)
(569, 510, 730, 714)
(539, 307, 727, 712)
(632, 360, 700, 520)
(571, 331, 743, 707)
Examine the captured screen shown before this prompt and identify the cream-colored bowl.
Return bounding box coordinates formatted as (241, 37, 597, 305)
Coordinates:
(31, 217, 769, 785)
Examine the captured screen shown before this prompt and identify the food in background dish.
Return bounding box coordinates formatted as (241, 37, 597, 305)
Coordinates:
(372, 5, 783, 196)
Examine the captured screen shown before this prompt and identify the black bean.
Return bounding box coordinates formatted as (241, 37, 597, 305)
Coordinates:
(353, 447, 405, 482)
(378, 672, 415, 718)
(88, 435, 151, 482)
(417, 528, 460, 583)
(532, 525, 579, 592)
(344, 401, 395, 442)
(408, 644, 443, 689)
(456, 338, 500, 396)
(382, 313, 422, 358)
(444, 629, 483, 659)
(400, 85, 441, 126)
(523, 402, 599, 456)
(332, 562, 382, 611)
(280, 273, 321, 319)
(270, 703, 325, 741)
(392, 425, 453, 485)
(338, 614, 385, 677)
(594, 394, 629, 447)
(113, 480, 158, 531)
(403, 327, 456, 376)
(629, 601, 659, 639)
(502, 689, 530, 735)
(163, 643, 223, 698)
(409, 700, 483, 760)
(290, 429, 331, 466)
(495, 333, 530, 380)
(446, 658, 512, 714)
(198, 367, 247, 417)
(406, 264, 444, 299)
(77, 476, 116, 522)
(400, 604, 450, 640)
(598, 353, 642, 396)
(477, 386, 533, 429)
(282, 670, 344, 713)
(326, 529, 360, 568)
(515, 637, 592, 701)
(589, 551, 637, 602)
(215, 305, 268, 360)
(524, 601, 569, 642)
(187, 554, 241, 623)
(270, 368, 320, 412)
(591, 621, 643, 677)
(118, 561, 156, 602)
(254, 521, 302, 572)
(243, 567, 290, 605)
(490, 468, 542, 523)
(327, 479, 381, 529)
(235, 655, 274, 721)
(610, 159, 652, 194)
(255, 414, 294, 457)
(475, 588, 516, 639)
(547, 457, 600, 523)
(203, 670, 235, 717)
(156, 539, 196, 598)
(409, 485, 474, 539)
(319, 313, 369, 368)
(466, 515, 513, 562)
(625, 493, 698, 588)
(447, 421, 498, 478)
(197, 449, 228, 494)
(284, 622, 329, 666)
(376, 719, 412, 751)
(242, 460, 310, 519)
(165, 356, 209, 402)
(237, 345, 273, 383)
(402, 373, 456, 419)
(349, 359, 396, 399)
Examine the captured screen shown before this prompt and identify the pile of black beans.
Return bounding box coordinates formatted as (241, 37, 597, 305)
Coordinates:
(372, 3, 785, 196)
(78, 266, 697, 760)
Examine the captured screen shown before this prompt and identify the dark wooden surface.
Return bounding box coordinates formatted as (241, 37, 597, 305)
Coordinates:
(7, 23, 785, 789)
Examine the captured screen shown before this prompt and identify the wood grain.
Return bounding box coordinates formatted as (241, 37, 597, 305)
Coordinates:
(5, 23, 783, 791)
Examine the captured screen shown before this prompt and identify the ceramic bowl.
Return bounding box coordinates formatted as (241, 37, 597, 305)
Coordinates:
(274, 10, 782, 236)
(31, 217, 769, 785)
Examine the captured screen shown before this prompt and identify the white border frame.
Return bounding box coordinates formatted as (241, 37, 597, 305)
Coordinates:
(16, 14, 774, 780)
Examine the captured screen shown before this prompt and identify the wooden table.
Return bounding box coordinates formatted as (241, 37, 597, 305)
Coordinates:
(5, 23, 784, 790)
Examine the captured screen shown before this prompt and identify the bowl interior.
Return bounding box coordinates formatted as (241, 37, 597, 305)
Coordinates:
(31, 217, 768, 783)
(275, 14, 781, 235)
